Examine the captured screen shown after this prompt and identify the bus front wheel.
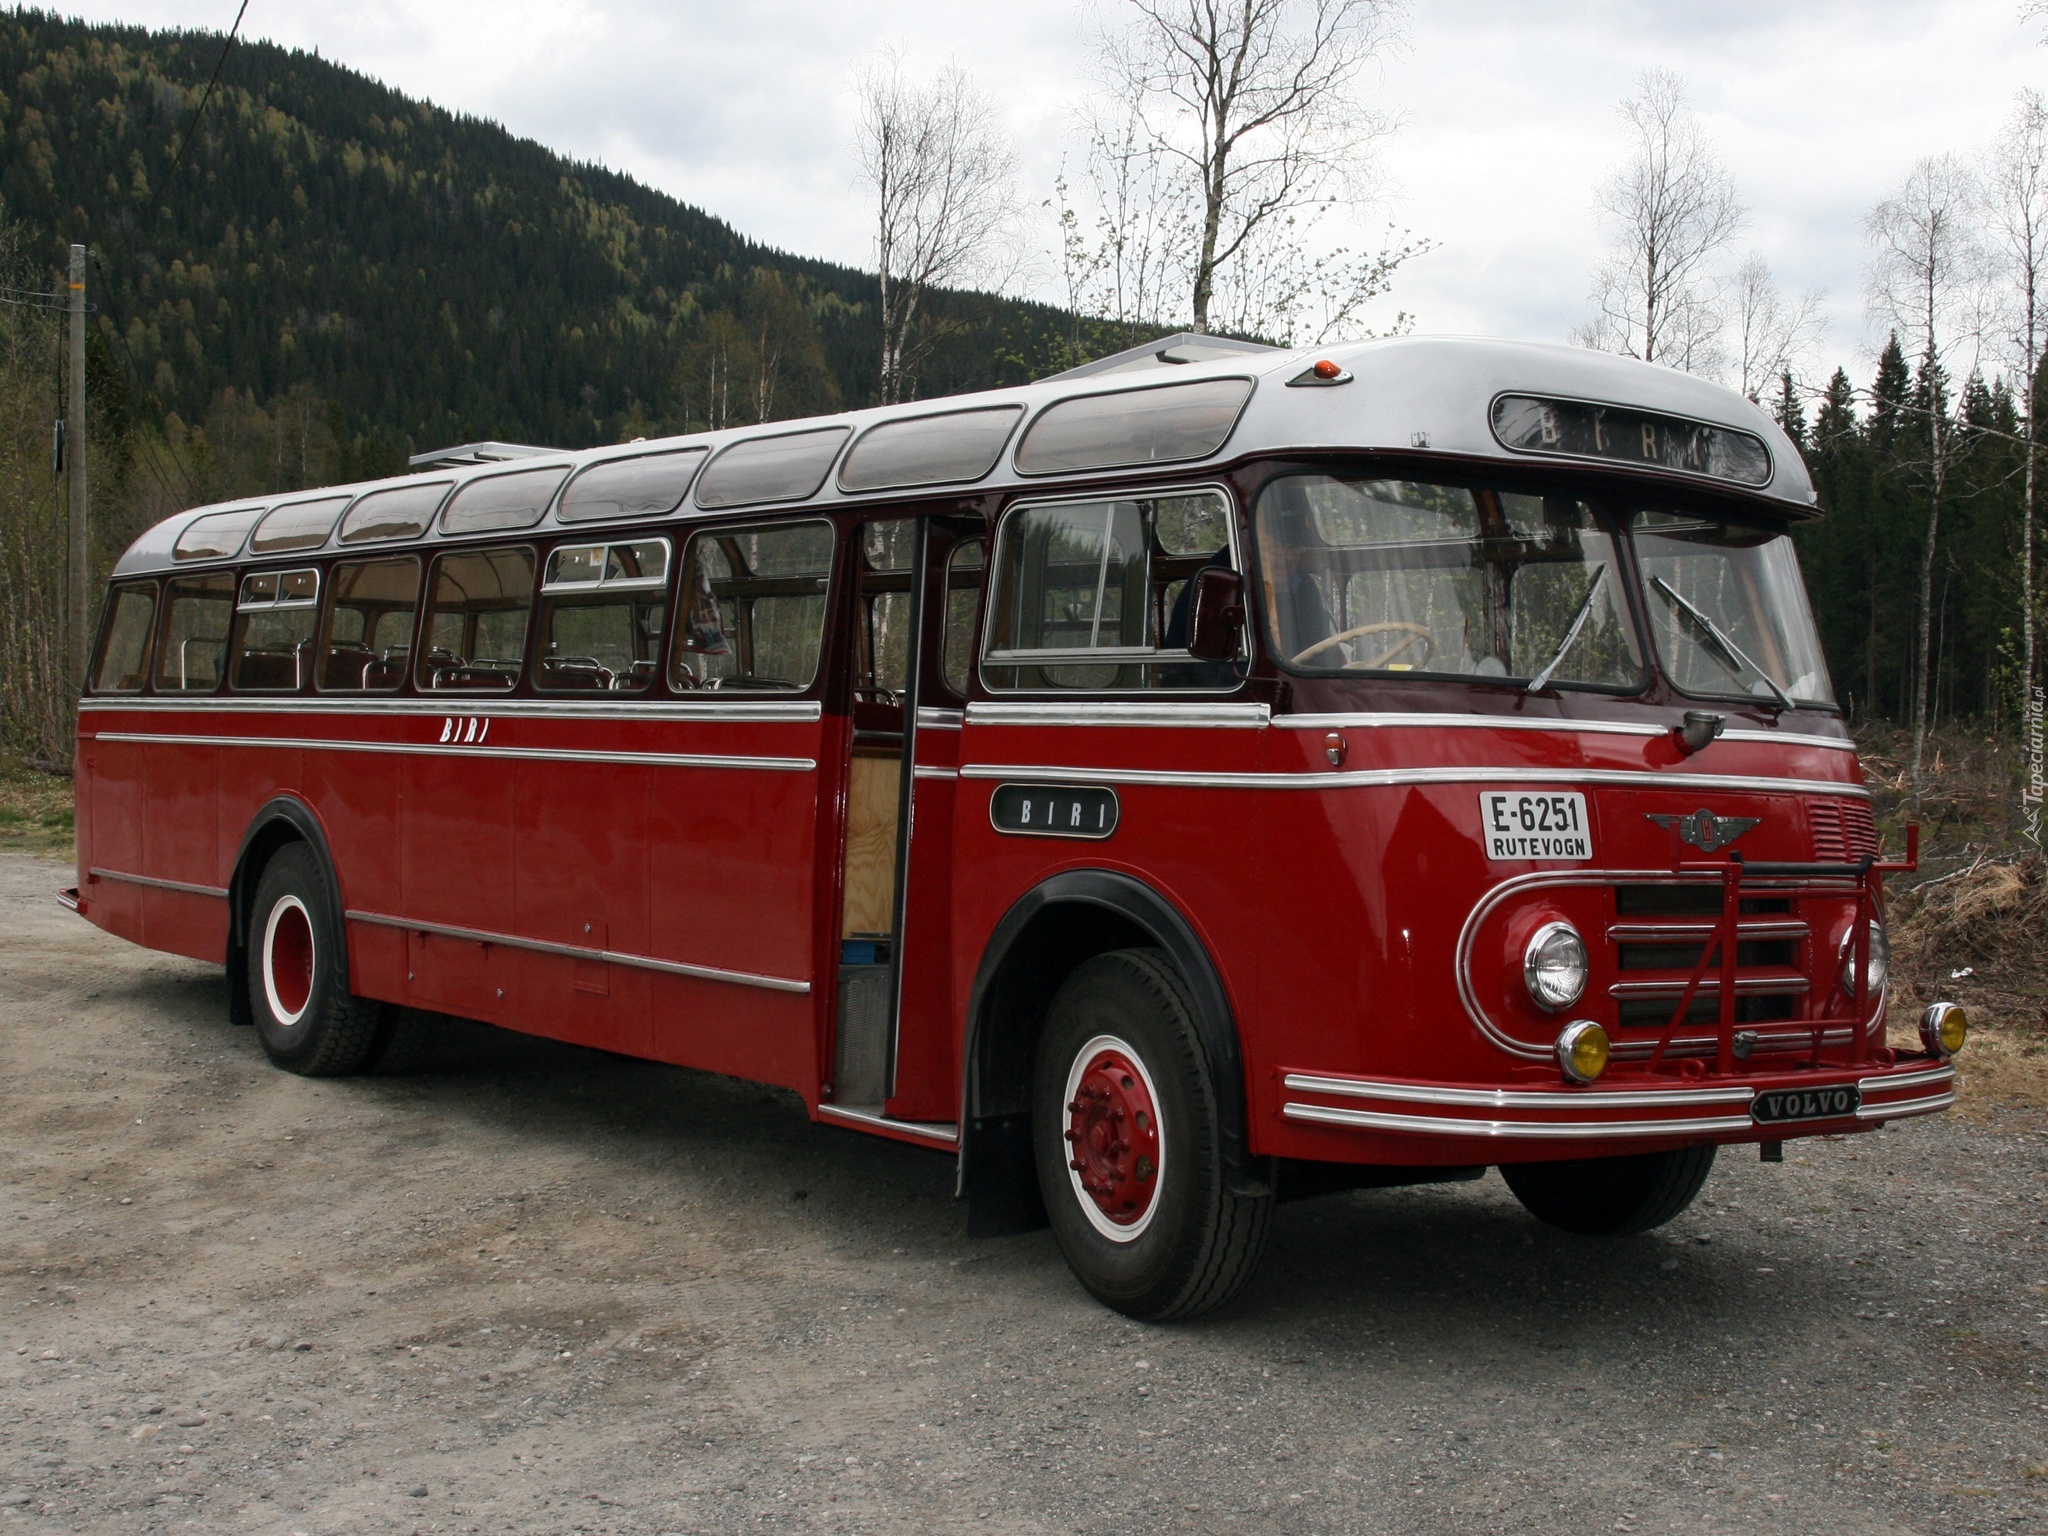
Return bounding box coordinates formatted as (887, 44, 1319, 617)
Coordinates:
(247, 843, 382, 1077)
(1500, 1145, 1716, 1236)
(1031, 948, 1271, 1320)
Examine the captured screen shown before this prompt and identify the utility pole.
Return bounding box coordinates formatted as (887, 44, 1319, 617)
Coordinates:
(66, 243, 88, 692)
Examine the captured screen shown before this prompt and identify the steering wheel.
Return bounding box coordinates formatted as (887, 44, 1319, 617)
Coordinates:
(1292, 621, 1434, 671)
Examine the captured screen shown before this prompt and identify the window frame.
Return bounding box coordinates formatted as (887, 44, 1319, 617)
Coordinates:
(90, 580, 160, 695)
(978, 481, 1249, 696)
(153, 570, 239, 694)
(1249, 466, 1651, 698)
(668, 516, 837, 696)
(533, 536, 674, 696)
(414, 543, 541, 693)
(314, 554, 424, 695)
(228, 566, 323, 693)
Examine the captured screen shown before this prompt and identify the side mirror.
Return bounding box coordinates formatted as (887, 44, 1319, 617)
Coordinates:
(1186, 567, 1246, 662)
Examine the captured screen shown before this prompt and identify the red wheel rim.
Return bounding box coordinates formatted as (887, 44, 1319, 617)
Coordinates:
(264, 897, 315, 1024)
(1063, 1040, 1163, 1237)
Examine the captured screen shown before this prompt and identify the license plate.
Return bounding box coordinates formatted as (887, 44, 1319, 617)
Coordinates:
(1479, 791, 1592, 861)
(1750, 1085, 1861, 1125)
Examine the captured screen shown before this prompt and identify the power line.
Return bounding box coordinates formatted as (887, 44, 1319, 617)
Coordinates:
(132, 0, 252, 238)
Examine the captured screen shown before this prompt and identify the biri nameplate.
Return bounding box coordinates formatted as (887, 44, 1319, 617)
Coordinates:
(990, 783, 1119, 840)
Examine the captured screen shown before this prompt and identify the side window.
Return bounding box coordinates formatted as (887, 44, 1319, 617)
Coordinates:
(940, 539, 984, 698)
(91, 583, 158, 693)
(154, 572, 236, 692)
(858, 520, 917, 700)
(230, 569, 321, 692)
(417, 547, 536, 691)
(671, 520, 833, 693)
(318, 558, 421, 692)
(537, 539, 669, 693)
(982, 489, 1243, 691)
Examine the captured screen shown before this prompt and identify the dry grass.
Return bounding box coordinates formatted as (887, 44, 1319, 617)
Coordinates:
(0, 757, 74, 855)
(1854, 722, 2048, 1115)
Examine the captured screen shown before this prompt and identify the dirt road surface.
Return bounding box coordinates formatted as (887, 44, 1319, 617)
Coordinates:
(1, 849, 2044, 1535)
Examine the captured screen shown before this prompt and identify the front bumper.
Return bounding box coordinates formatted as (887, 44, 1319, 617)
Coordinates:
(1279, 1056, 1955, 1145)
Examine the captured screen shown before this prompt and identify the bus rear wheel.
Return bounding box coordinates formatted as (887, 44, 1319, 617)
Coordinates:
(247, 843, 381, 1077)
(1031, 948, 1271, 1320)
(1500, 1145, 1716, 1236)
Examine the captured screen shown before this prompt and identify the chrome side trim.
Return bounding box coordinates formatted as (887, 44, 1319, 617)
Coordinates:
(911, 765, 960, 781)
(965, 701, 1270, 729)
(955, 762, 1867, 797)
(1282, 1102, 1755, 1139)
(815, 1103, 960, 1145)
(1856, 1090, 1955, 1122)
(915, 707, 964, 730)
(1858, 1064, 1955, 1094)
(344, 910, 810, 994)
(78, 697, 824, 723)
(89, 866, 229, 899)
(1278, 712, 1660, 739)
(1280, 1072, 1755, 1109)
(1273, 714, 1854, 752)
(92, 732, 814, 774)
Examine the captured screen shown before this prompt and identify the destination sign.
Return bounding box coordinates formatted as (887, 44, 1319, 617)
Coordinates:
(1490, 394, 1773, 488)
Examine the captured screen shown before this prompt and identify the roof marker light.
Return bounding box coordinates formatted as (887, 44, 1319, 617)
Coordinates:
(1287, 360, 1353, 388)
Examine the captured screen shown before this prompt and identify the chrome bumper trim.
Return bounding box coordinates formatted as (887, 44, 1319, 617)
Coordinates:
(1280, 1072, 1755, 1110)
(1282, 1102, 1756, 1139)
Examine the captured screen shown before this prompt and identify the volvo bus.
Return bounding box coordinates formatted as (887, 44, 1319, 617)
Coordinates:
(66, 333, 1964, 1319)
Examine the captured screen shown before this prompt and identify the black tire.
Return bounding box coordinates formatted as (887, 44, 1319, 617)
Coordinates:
(246, 842, 381, 1077)
(1031, 948, 1271, 1320)
(1500, 1144, 1717, 1236)
(364, 1006, 441, 1076)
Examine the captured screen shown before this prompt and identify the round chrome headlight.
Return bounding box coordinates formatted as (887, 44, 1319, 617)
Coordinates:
(1524, 921, 1588, 1013)
(1919, 1001, 1967, 1057)
(1556, 1020, 1610, 1085)
(1839, 920, 1889, 998)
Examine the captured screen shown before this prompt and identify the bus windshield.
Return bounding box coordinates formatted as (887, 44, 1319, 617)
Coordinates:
(1632, 511, 1833, 705)
(1254, 474, 1641, 689)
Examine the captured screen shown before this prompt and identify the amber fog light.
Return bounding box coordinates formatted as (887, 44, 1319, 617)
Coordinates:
(1839, 920, 1889, 997)
(1919, 1001, 1967, 1058)
(1557, 1021, 1610, 1085)
(1524, 921, 1588, 1013)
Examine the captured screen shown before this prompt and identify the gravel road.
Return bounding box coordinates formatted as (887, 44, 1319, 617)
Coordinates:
(1, 849, 2044, 1536)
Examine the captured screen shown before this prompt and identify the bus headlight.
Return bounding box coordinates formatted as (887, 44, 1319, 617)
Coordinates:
(1838, 920, 1888, 997)
(1557, 1021, 1610, 1084)
(1524, 921, 1588, 1013)
(1919, 1001, 1967, 1058)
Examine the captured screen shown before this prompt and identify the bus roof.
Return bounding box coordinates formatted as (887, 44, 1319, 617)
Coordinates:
(112, 335, 1816, 578)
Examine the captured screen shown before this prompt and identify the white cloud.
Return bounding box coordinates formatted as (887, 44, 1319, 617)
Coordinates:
(60, 0, 2048, 383)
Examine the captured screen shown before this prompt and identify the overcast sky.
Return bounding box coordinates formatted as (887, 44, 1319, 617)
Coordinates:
(58, 0, 2048, 387)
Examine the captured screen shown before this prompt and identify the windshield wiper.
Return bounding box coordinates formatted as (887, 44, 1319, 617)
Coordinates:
(1524, 563, 1608, 694)
(1648, 575, 1794, 709)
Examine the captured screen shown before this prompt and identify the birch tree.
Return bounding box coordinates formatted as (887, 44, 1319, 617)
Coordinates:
(1728, 253, 1824, 403)
(1865, 153, 1986, 792)
(1986, 90, 2047, 724)
(1096, 0, 1406, 335)
(1578, 71, 1745, 370)
(854, 56, 1017, 403)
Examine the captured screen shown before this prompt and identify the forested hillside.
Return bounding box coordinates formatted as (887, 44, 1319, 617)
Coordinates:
(0, 10, 1071, 471)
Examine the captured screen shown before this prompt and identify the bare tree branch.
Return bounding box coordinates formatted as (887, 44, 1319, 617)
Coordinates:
(854, 55, 1018, 403)
(1729, 253, 1826, 402)
(1985, 88, 2048, 730)
(1095, 0, 1405, 333)
(1577, 70, 1745, 370)
(1864, 152, 1989, 793)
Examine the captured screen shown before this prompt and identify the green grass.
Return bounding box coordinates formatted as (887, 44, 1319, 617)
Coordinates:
(0, 758, 75, 856)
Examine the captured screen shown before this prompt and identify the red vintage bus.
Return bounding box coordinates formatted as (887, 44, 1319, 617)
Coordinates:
(67, 334, 1964, 1319)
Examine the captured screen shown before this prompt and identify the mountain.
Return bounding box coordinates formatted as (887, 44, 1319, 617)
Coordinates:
(0, 9, 1076, 474)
